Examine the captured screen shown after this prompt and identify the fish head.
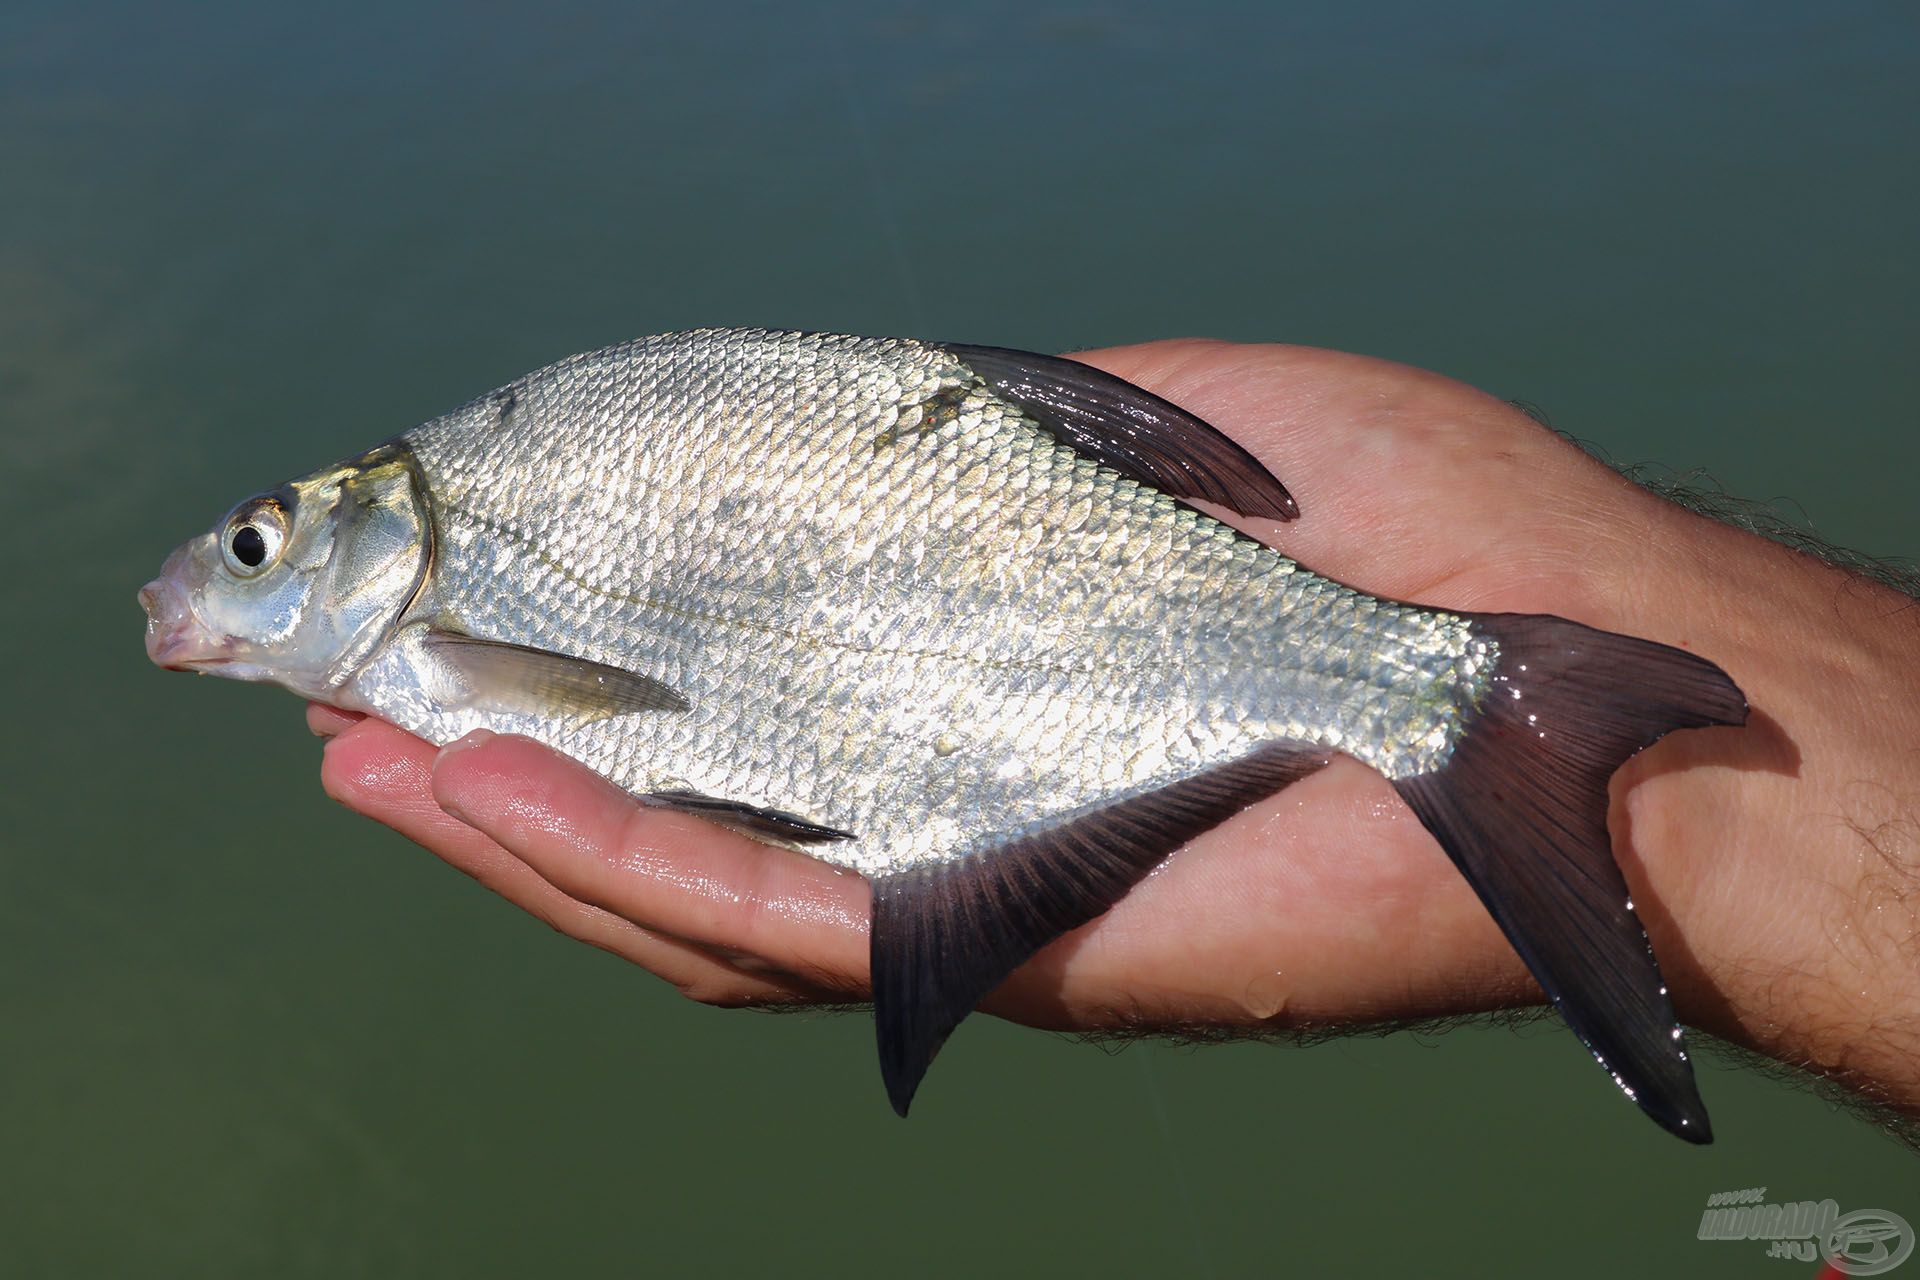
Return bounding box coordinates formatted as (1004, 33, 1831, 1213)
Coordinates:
(140, 442, 432, 700)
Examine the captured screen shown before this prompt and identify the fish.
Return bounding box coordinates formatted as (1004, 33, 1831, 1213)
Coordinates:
(140, 328, 1746, 1140)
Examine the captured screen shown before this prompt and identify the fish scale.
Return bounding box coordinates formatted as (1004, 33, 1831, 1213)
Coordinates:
(401, 330, 1463, 876)
(143, 327, 1746, 1138)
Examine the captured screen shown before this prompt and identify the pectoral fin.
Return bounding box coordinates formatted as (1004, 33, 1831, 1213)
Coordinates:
(946, 343, 1300, 522)
(871, 742, 1329, 1116)
(424, 629, 688, 719)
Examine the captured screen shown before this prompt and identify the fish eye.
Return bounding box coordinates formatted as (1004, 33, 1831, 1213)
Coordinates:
(220, 497, 290, 578)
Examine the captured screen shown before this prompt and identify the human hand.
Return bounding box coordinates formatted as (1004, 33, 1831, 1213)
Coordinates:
(312, 340, 1920, 1118)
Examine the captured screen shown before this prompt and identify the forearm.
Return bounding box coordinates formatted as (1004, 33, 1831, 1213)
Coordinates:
(1612, 493, 1920, 1115)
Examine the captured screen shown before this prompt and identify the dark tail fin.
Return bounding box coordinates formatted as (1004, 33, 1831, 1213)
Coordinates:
(1392, 613, 1746, 1143)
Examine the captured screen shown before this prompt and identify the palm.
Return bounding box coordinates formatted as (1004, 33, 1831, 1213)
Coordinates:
(316, 340, 1689, 1034)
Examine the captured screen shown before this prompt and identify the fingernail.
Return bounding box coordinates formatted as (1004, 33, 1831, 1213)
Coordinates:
(432, 729, 497, 822)
(307, 704, 364, 738)
(441, 728, 496, 754)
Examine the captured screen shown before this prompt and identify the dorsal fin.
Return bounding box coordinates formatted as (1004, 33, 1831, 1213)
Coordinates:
(871, 742, 1329, 1115)
(945, 343, 1299, 522)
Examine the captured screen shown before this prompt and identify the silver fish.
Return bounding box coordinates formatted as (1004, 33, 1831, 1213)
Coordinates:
(141, 329, 1745, 1139)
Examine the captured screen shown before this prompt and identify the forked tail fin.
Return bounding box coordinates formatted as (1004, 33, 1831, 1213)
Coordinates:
(1392, 613, 1746, 1143)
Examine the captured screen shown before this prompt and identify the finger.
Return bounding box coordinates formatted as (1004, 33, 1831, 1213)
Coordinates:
(320, 718, 825, 1006)
(423, 730, 1521, 1034)
(430, 731, 872, 995)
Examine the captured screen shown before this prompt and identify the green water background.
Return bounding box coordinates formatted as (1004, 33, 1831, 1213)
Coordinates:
(3, 1, 1915, 1274)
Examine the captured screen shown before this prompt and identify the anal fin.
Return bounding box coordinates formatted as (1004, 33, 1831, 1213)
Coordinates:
(872, 742, 1329, 1116)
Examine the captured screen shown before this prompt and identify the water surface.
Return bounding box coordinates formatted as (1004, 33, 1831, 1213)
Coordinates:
(2, 2, 1915, 1274)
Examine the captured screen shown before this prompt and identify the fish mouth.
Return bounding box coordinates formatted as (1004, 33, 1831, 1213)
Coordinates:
(139, 576, 235, 671)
